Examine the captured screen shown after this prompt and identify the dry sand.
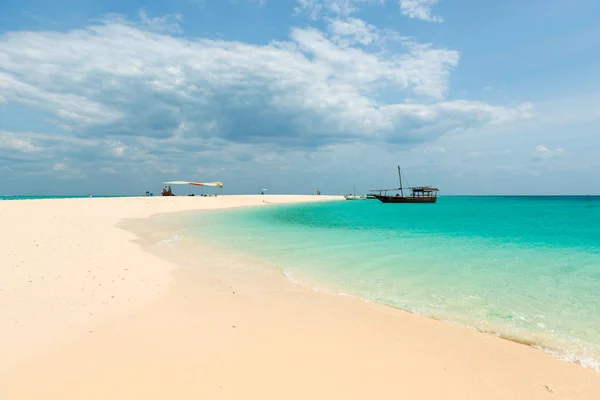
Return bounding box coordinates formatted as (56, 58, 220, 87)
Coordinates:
(1, 195, 599, 399)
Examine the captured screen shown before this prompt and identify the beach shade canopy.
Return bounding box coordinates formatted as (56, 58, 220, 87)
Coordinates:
(192, 181, 223, 188)
(163, 181, 223, 188)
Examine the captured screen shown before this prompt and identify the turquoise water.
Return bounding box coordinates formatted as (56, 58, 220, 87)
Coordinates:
(184, 196, 600, 370)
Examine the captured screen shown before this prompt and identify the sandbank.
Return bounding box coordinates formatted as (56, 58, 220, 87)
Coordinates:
(1, 195, 599, 399)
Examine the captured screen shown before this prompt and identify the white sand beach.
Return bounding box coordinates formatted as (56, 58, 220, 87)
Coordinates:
(1, 195, 600, 399)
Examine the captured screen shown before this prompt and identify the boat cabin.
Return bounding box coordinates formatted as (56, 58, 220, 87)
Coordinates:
(409, 186, 439, 198)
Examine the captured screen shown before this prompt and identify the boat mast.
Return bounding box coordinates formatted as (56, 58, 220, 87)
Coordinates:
(398, 166, 404, 196)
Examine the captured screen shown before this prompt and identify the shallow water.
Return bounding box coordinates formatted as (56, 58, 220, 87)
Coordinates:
(179, 196, 600, 371)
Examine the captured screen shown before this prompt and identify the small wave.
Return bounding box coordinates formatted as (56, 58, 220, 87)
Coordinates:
(282, 270, 347, 294)
(282, 270, 299, 284)
(155, 233, 183, 248)
(541, 348, 600, 373)
(345, 294, 600, 374)
(427, 303, 448, 309)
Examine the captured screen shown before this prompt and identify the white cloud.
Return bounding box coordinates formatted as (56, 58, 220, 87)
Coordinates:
(104, 10, 183, 34)
(0, 13, 532, 185)
(295, 0, 324, 19)
(295, 0, 382, 19)
(328, 0, 382, 16)
(295, 0, 442, 22)
(533, 145, 564, 160)
(288, 26, 460, 99)
(106, 140, 127, 157)
(138, 9, 183, 33)
(399, 0, 443, 23)
(52, 162, 66, 172)
(0, 16, 524, 141)
(326, 17, 379, 46)
(0, 131, 42, 152)
(0, 72, 122, 128)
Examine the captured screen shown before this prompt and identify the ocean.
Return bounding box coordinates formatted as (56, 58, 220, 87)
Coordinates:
(180, 196, 600, 371)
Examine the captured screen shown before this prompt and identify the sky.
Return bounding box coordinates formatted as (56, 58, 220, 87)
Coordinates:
(1, 0, 599, 195)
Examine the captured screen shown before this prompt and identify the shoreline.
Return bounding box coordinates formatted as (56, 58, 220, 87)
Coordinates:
(2, 196, 600, 399)
(132, 208, 600, 373)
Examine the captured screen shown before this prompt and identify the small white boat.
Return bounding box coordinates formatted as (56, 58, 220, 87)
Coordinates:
(344, 195, 367, 200)
(344, 185, 368, 200)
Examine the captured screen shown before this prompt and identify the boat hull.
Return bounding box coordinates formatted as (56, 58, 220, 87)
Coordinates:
(344, 195, 367, 200)
(374, 195, 437, 204)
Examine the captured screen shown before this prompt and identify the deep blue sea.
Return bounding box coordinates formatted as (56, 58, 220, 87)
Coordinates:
(184, 196, 600, 370)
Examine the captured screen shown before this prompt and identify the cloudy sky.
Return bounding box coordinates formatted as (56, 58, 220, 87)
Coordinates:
(1, 0, 599, 195)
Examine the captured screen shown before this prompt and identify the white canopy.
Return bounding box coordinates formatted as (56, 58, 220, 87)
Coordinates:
(163, 181, 223, 188)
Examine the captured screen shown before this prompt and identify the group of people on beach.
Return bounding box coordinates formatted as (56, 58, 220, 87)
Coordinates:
(161, 186, 175, 196)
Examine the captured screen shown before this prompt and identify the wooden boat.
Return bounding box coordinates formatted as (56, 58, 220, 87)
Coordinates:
(370, 166, 438, 204)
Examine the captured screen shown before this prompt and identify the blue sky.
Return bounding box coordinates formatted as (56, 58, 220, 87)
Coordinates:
(1, 0, 599, 195)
